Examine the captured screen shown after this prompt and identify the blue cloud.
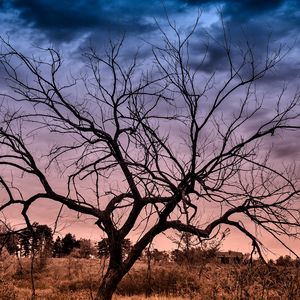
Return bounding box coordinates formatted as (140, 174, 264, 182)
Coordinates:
(184, 0, 285, 19)
(3, 0, 298, 44)
(5, 0, 184, 41)
(2, 0, 299, 81)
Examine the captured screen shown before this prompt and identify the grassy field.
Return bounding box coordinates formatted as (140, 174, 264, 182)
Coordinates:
(0, 252, 299, 299)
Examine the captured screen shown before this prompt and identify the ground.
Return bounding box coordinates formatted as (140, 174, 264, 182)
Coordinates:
(0, 253, 299, 299)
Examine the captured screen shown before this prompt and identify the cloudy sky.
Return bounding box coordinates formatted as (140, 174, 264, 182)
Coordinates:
(0, 0, 299, 256)
(1, 1, 299, 56)
(1, 0, 299, 150)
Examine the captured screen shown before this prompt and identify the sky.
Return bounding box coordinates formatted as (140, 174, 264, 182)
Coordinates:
(0, 0, 300, 257)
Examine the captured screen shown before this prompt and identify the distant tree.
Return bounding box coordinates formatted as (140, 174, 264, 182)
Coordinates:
(171, 249, 184, 264)
(18, 223, 53, 257)
(268, 259, 275, 266)
(97, 238, 110, 258)
(122, 238, 132, 259)
(0, 224, 19, 255)
(171, 245, 218, 265)
(61, 233, 79, 256)
(19, 229, 32, 257)
(0, 18, 299, 300)
(77, 238, 97, 258)
(171, 231, 221, 265)
(52, 236, 63, 258)
(145, 248, 169, 263)
(3, 234, 18, 255)
(276, 255, 293, 267)
(33, 224, 53, 253)
(33, 224, 53, 269)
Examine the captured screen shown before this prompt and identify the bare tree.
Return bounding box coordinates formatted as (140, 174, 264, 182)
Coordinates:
(0, 20, 299, 299)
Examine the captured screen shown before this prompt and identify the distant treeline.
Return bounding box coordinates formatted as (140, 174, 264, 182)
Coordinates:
(0, 223, 298, 267)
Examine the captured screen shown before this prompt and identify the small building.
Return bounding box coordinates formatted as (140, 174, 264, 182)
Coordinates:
(216, 251, 244, 264)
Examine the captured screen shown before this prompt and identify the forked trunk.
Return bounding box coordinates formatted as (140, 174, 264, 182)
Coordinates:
(95, 266, 123, 300)
(95, 225, 160, 299)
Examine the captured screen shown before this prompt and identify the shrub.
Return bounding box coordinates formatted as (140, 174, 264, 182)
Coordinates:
(117, 266, 200, 297)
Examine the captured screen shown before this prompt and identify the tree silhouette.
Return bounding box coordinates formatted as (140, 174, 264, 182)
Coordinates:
(52, 236, 63, 258)
(77, 238, 96, 258)
(0, 19, 299, 299)
(0, 224, 19, 255)
(18, 223, 53, 257)
(145, 248, 169, 264)
(33, 224, 53, 253)
(19, 229, 32, 257)
(97, 238, 111, 259)
(61, 233, 79, 256)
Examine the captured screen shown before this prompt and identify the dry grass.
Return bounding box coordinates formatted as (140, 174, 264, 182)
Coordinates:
(113, 297, 188, 300)
(0, 252, 299, 300)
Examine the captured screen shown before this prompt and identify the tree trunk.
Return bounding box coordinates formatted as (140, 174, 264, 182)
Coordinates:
(95, 266, 123, 300)
(95, 225, 163, 299)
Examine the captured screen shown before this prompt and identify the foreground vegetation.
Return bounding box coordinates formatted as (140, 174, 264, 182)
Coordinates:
(1, 251, 299, 300)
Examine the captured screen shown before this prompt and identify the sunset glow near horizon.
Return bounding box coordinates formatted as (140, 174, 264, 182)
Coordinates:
(0, 0, 299, 259)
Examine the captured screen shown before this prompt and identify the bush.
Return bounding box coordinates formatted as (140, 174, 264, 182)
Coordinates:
(117, 266, 200, 297)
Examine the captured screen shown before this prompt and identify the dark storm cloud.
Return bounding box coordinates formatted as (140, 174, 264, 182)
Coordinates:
(1, 0, 298, 82)
(184, 0, 285, 20)
(5, 1, 123, 40)
(4, 0, 183, 42)
(220, 0, 284, 20)
(185, 0, 300, 81)
(11, 0, 110, 40)
(2, 0, 299, 80)
(4, 0, 300, 38)
(3, 0, 300, 68)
